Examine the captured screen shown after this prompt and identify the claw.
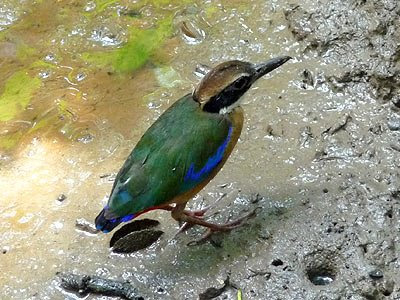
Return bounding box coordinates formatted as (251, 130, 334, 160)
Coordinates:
(174, 206, 211, 236)
(186, 206, 262, 245)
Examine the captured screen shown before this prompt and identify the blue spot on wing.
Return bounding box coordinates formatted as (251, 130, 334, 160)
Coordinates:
(184, 126, 233, 182)
(119, 190, 132, 204)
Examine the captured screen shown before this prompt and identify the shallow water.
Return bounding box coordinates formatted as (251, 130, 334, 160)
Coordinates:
(1, 0, 398, 299)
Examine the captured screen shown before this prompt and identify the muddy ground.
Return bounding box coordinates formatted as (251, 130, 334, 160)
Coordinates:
(1, 0, 399, 299)
(241, 0, 400, 299)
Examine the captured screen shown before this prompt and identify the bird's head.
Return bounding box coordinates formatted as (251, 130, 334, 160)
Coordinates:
(194, 56, 292, 114)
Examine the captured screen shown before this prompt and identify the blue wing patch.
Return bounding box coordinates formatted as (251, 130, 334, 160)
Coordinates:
(184, 126, 233, 182)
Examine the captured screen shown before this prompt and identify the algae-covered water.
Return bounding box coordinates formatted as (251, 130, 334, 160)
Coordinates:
(1, 0, 399, 299)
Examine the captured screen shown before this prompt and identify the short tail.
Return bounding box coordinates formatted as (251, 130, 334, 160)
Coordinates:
(95, 207, 135, 233)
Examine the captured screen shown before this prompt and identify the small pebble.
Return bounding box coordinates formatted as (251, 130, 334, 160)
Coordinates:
(57, 194, 67, 202)
(387, 119, 400, 131)
(194, 64, 211, 78)
(369, 269, 384, 280)
(120, 9, 141, 17)
(271, 259, 283, 266)
(76, 73, 86, 81)
(311, 275, 334, 285)
(302, 69, 314, 87)
(392, 96, 400, 108)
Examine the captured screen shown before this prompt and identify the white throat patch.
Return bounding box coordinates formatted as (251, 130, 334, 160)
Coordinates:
(219, 100, 241, 115)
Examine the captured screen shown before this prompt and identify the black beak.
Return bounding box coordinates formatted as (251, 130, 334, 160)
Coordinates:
(253, 56, 292, 82)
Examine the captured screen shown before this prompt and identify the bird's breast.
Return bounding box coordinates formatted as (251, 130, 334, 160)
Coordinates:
(222, 106, 244, 162)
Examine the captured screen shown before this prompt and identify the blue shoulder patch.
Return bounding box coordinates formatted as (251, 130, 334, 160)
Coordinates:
(184, 126, 233, 182)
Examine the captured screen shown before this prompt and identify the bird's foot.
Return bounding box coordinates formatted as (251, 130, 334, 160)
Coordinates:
(174, 206, 212, 236)
(183, 206, 211, 217)
(157, 205, 210, 217)
(186, 207, 261, 246)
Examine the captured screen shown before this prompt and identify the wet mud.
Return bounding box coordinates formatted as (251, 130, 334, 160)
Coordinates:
(1, 0, 399, 299)
(252, 1, 400, 299)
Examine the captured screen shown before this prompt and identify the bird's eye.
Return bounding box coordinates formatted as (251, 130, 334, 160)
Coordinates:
(233, 77, 248, 90)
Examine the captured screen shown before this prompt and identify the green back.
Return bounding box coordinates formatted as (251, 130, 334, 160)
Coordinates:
(108, 94, 232, 217)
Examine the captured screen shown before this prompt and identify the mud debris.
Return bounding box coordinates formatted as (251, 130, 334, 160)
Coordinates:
(58, 273, 144, 300)
(369, 269, 384, 280)
(247, 269, 271, 279)
(285, 0, 400, 104)
(75, 218, 99, 235)
(300, 69, 314, 89)
(387, 118, 400, 131)
(198, 276, 235, 300)
(322, 114, 353, 136)
(56, 194, 67, 202)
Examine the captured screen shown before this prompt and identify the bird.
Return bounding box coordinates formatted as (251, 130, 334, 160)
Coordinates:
(95, 56, 291, 237)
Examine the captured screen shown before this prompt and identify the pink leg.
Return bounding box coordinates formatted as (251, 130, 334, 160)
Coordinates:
(156, 204, 210, 217)
(171, 203, 260, 244)
(155, 204, 210, 235)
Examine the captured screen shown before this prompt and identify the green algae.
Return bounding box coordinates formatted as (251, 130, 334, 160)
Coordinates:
(0, 131, 23, 150)
(30, 60, 56, 70)
(57, 99, 68, 116)
(82, 0, 196, 73)
(26, 100, 69, 137)
(133, 0, 192, 8)
(204, 4, 219, 18)
(82, 16, 173, 73)
(17, 43, 37, 61)
(0, 31, 6, 42)
(0, 0, 199, 153)
(91, 0, 191, 14)
(0, 71, 41, 122)
(91, 0, 119, 13)
(28, 113, 57, 134)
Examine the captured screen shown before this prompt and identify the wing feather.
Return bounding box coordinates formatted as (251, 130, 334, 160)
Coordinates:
(106, 94, 232, 217)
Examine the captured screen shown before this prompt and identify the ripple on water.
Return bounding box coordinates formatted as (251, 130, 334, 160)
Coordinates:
(89, 25, 126, 47)
(0, 3, 19, 30)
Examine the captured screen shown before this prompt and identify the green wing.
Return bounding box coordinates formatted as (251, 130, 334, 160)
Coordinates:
(108, 94, 232, 217)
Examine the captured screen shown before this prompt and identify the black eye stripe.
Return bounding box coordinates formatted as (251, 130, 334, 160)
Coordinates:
(233, 77, 249, 89)
(203, 76, 251, 113)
